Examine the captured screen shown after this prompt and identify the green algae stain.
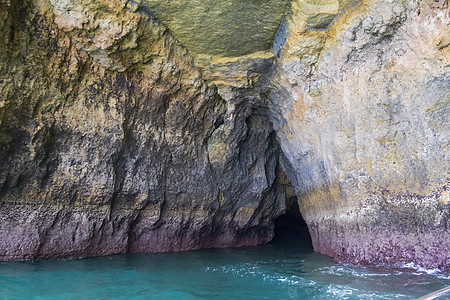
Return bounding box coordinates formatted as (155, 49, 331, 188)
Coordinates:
(142, 0, 292, 57)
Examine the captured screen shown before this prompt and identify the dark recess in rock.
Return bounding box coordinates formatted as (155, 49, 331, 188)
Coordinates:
(271, 198, 312, 248)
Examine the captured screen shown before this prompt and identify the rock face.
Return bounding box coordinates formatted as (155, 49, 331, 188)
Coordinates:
(141, 0, 291, 57)
(0, 0, 449, 273)
(270, 0, 449, 271)
(0, 0, 288, 260)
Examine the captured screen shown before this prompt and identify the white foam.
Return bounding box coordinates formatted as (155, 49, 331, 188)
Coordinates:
(399, 262, 450, 279)
(326, 285, 354, 298)
(319, 265, 395, 278)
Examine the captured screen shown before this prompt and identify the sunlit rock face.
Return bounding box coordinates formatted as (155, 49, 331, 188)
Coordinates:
(142, 0, 292, 57)
(0, 0, 449, 273)
(270, 0, 450, 271)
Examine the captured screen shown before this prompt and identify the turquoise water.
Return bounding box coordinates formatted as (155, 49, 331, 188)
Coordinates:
(0, 239, 449, 299)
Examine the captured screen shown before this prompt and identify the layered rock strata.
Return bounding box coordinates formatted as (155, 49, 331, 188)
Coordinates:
(0, 0, 289, 260)
(270, 0, 449, 271)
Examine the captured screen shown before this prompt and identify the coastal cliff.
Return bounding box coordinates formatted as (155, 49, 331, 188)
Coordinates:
(0, 0, 287, 259)
(0, 0, 448, 271)
(270, 0, 449, 271)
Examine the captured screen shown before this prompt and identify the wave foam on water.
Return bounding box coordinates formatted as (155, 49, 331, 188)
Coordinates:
(318, 265, 403, 279)
(398, 263, 450, 279)
(202, 256, 448, 300)
(320, 262, 450, 280)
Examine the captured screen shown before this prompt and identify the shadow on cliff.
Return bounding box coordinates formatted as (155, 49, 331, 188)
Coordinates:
(270, 200, 313, 251)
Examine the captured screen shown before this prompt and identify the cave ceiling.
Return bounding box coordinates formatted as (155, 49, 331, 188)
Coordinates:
(142, 0, 292, 58)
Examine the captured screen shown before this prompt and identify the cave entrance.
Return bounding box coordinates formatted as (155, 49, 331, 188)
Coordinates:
(270, 199, 313, 249)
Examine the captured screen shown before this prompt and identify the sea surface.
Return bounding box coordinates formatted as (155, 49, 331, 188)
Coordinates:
(0, 238, 449, 299)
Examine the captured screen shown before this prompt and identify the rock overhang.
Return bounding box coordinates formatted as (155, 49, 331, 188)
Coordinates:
(141, 0, 293, 58)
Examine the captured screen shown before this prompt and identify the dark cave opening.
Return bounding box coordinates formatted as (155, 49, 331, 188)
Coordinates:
(270, 200, 313, 248)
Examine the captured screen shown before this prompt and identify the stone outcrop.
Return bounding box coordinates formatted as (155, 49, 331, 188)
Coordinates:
(270, 0, 449, 271)
(0, 0, 288, 260)
(0, 0, 449, 273)
(141, 0, 291, 57)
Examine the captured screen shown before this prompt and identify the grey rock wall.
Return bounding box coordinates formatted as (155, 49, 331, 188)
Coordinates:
(0, 0, 287, 260)
(0, 0, 448, 273)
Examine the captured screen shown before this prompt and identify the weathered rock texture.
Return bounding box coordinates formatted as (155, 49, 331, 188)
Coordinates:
(0, 0, 449, 273)
(0, 0, 289, 260)
(270, 0, 449, 271)
(142, 0, 291, 57)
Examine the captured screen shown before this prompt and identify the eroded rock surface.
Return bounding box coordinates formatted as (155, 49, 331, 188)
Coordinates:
(0, 0, 288, 260)
(270, 0, 449, 271)
(0, 0, 448, 273)
(141, 0, 292, 57)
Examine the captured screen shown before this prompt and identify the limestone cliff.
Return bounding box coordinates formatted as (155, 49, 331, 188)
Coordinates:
(270, 0, 449, 271)
(0, 0, 448, 273)
(0, 0, 287, 259)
